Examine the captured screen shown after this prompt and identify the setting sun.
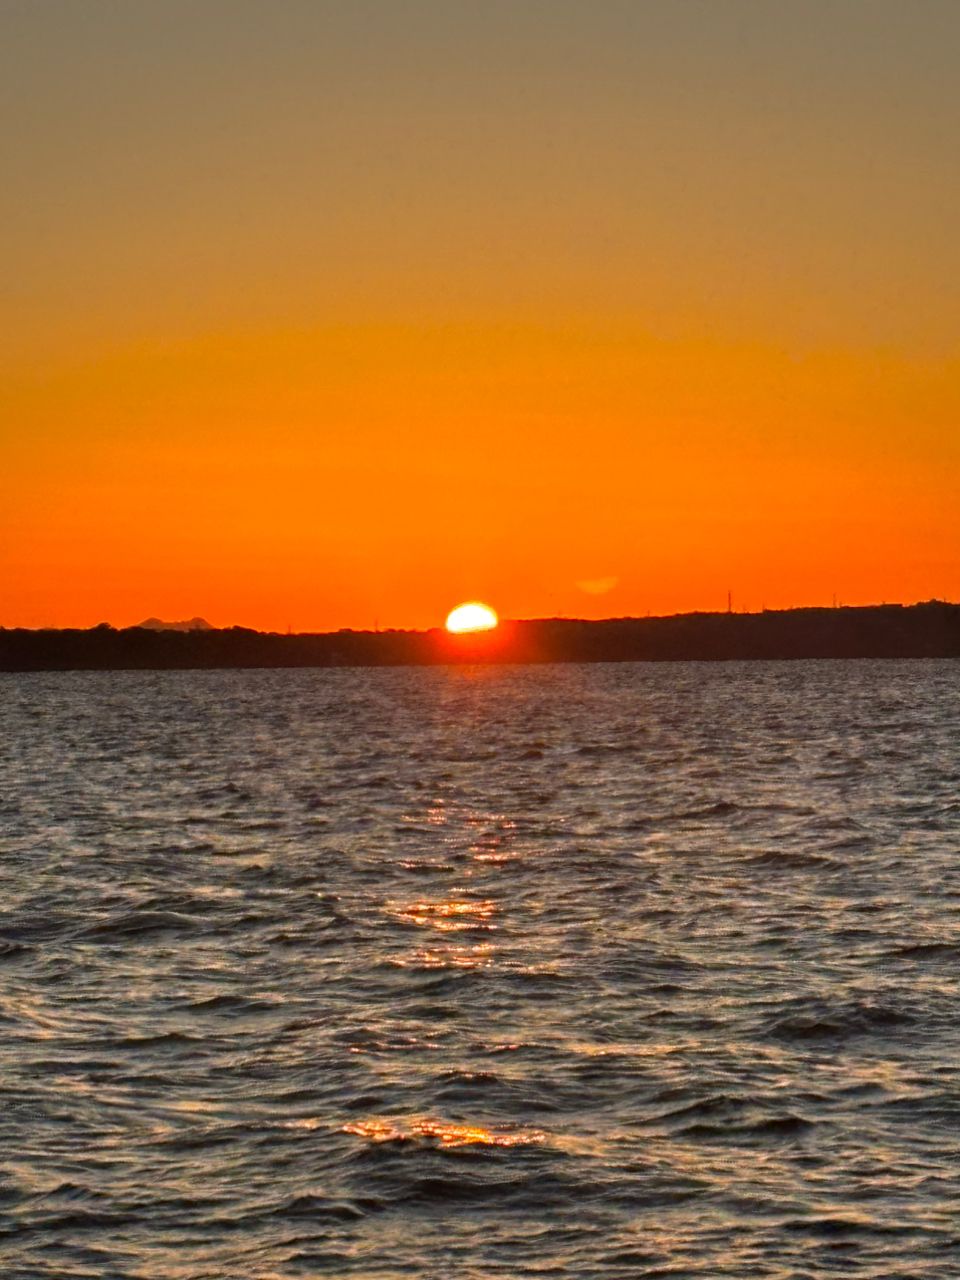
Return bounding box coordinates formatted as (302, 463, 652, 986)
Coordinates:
(445, 602, 499, 634)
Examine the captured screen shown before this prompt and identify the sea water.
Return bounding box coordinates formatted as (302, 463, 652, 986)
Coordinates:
(2, 660, 959, 1278)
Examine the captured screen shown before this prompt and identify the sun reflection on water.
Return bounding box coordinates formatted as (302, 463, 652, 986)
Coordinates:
(390, 898, 498, 931)
(391, 943, 495, 970)
(343, 1116, 545, 1149)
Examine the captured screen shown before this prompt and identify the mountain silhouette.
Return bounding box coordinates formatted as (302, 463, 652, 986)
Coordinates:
(137, 617, 213, 632)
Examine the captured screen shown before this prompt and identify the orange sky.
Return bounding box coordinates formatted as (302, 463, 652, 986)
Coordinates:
(2, 2, 958, 630)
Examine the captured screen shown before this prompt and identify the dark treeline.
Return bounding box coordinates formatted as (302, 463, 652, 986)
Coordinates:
(1, 602, 958, 672)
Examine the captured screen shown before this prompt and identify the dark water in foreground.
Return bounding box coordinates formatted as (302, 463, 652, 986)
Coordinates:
(2, 661, 959, 1279)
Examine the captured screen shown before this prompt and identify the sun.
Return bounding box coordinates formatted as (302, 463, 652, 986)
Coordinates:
(445, 602, 499, 634)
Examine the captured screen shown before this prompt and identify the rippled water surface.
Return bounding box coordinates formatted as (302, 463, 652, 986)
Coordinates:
(2, 660, 960, 1278)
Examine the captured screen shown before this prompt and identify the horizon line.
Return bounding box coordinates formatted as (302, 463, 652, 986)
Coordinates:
(3, 597, 957, 636)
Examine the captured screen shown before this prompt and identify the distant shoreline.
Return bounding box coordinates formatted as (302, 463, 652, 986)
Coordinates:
(1, 603, 957, 671)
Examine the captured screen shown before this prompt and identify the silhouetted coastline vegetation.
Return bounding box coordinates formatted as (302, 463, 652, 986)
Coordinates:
(1, 603, 957, 672)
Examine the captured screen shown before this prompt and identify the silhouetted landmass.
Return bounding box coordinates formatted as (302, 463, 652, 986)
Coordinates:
(1, 603, 958, 671)
(138, 616, 213, 632)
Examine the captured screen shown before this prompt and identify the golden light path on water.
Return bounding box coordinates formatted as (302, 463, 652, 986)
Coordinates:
(342, 1117, 546, 1149)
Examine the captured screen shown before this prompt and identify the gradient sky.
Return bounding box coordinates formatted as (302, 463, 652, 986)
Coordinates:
(3, 0, 958, 630)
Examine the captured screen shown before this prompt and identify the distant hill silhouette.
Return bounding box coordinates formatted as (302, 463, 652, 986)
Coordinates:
(138, 617, 213, 632)
(1, 603, 957, 671)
